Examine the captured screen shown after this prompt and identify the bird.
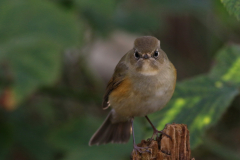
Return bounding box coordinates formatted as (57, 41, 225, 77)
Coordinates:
(89, 36, 177, 153)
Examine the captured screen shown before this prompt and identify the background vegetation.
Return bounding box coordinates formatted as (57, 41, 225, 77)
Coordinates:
(1, 0, 240, 159)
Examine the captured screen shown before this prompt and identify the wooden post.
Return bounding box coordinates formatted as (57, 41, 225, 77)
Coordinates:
(131, 123, 195, 160)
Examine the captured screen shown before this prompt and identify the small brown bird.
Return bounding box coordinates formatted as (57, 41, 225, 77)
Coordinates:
(89, 36, 176, 152)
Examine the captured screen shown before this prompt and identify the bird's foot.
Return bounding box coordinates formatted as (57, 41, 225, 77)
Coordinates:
(133, 144, 151, 153)
(151, 129, 172, 140)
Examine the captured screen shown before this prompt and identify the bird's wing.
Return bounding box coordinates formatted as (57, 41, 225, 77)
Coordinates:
(102, 55, 129, 109)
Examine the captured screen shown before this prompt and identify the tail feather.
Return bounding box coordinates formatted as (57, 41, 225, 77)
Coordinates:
(89, 112, 131, 146)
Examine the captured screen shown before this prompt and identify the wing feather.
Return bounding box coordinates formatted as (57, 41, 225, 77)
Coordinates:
(102, 54, 129, 109)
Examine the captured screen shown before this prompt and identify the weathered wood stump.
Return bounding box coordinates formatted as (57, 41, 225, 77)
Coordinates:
(131, 124, 195, 160)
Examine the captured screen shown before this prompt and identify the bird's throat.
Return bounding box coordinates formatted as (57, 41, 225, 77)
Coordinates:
(138, 61, 159, 76)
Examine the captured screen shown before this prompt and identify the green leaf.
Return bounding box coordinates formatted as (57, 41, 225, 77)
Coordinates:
(0, 0, 82, 108)
(151, 76, 239, 149)
(0, 0, 81, 47)
(3, 38, 62, 107)
(221, 0, 240, 20)
(210, 44, 240, 86)
(150, 44, 240, 149)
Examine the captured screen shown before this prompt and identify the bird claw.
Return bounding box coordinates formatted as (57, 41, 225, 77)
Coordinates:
(133, 144, 151, 153)
(152, 130, 172, 140)
(159, 130, 172, 140)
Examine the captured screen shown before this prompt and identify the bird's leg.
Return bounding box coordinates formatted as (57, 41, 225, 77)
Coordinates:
(145, 116, 171, 140)
(131, 118, 151, 153)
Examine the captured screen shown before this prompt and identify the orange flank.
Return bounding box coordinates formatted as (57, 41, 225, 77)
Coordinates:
(110, 78, 132, 103)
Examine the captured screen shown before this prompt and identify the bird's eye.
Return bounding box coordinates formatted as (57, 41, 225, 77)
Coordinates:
(134, 51, 140, 59)
(154, 50, 159, 58)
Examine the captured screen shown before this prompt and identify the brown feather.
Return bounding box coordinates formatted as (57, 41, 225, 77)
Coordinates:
(89, 111, 131, 146)
(134, 36, 159, 53)
(102, 58, 128, 109)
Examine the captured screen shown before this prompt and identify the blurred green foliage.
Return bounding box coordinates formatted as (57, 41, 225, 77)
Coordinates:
(0, 0, 240, 160)
(0, 0, 82, 108)
(221, 0, 240, 20)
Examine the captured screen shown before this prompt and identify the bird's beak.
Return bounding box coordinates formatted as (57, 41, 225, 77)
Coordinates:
(142, 53, 150, 59)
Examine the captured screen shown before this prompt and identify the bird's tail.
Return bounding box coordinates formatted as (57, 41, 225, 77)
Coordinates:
(89, 111, 132, 146)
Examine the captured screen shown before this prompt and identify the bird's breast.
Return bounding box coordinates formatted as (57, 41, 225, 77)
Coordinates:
(109, 63, 176, 118)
